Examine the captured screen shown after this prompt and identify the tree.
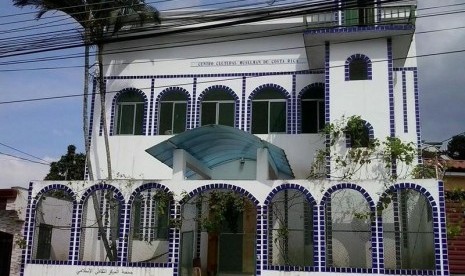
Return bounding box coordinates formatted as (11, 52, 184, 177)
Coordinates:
(447, 134, 465, 160)
(44, 145, 85, 180)
(13, 0, 160, 180)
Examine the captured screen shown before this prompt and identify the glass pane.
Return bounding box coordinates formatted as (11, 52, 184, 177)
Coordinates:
(301, 101, 318, 133)
(134, 103, 144, 135)
(254, 88, 285, 100)
(173, 103, 187, 134)
(319, 101, 325, 131)
(203, 90, 234, 101)
(159, 102, 173, 135)
(218, 102, 234, 127)
(162, 91, 188, 101)
(119, 104, 135, 135)
(252, 101, 268, 134)
(119, 91, 144, 103)
(349, 59, 368, 80)
(270, 101, 286, 133)
(201, 102, 217, 125)
(302, 87, 324, 99)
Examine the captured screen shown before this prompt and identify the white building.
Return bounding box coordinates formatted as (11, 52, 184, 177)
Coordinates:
(22, 2, 450, 276)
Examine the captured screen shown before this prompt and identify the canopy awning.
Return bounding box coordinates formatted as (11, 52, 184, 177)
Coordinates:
(145, 125, 294, 179)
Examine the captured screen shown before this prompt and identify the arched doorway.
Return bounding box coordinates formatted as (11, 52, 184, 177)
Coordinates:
(180, 189, 257, 276)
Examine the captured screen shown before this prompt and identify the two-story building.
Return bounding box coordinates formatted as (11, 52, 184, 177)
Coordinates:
(22, 1, 450, 276)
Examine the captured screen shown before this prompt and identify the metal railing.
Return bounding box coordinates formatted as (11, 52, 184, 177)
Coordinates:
(305, 5, 415, 29)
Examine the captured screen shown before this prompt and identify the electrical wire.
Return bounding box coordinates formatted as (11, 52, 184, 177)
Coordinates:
(0, 151, 49, 166)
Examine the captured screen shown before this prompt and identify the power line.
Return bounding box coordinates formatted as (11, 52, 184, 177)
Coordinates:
(1, 22, 465, 72)
(1, 44, 465, 106)
(0, 142, 51, 164)
(0, 0, 408, 57)
(0, 151, 49, 166)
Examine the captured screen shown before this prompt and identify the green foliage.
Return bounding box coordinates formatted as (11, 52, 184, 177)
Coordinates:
(196, 191, 245, 234)
(309, 115, 417, 180)
(447, 134, 465, 160)
(411, 163, 436, 179)
(44, 145, 85, 181)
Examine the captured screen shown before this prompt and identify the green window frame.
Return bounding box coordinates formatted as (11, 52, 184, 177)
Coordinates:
(159, 91, 188, 135)
(116, 91, 145, 135)
(201, 90, 235, 127)
(252, 89, 286, 134)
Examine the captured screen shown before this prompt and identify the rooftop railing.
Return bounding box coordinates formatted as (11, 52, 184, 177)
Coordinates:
(305, 5, 416, 29)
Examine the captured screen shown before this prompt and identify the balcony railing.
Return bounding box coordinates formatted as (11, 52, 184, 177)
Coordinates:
(305, 5, 415, 29)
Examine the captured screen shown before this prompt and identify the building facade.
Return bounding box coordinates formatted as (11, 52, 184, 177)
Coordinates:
(22, 1, 450, 276)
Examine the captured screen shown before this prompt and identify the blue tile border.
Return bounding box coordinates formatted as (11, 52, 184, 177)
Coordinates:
(304, 24, 415, 36)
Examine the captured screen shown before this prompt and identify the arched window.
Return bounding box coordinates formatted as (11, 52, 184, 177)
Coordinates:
(32, 189, 74, 261)
(346, 54, 372, 81)
(346, 118, 373, 148)
(159, 90, 188, 135)
(252, 88, 286, 134)
(325, 189, 373, 268)
(300, 85, 325, 133)
(115, 90, 145, 135)
(381, 189, 435, 270)
(268, 189, 314, 267)
(201, 89, 235, 127)
(128, 188, 171, 263)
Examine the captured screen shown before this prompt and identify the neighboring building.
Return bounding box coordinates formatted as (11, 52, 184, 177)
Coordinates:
(0, 187, 27, 276)
(23, 1, 450, 276)
(443, 160, 465, 274)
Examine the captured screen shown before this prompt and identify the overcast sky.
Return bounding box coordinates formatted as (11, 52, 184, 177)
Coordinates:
(0, 0, 463, 188)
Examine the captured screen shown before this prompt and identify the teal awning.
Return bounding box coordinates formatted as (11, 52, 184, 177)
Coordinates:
(145, 125, 294, 179)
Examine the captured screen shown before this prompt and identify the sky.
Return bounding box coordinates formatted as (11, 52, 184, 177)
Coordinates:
(0, 0, 464, 188)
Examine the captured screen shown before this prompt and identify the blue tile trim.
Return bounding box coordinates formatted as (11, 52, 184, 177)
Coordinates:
(85, 80, 97, 180)
(392, 192, 402, 268)
(256, 205, 263, 275)
(180, 183, 259, 206)
(413, 68, 422, 164)
(98, 80, 107, 137)
(195, 85, 240, 128)
(393, 67, 417, 71)
(325, 42, 331, 178)
(320, 183, 377, 271)
(149, 79, 155, 135)
(377, 182, 441, 275)
(438, 181, 450, 276)
(241, 76, 246, 130)
(387, 38, 397, 177)
(154, 87, 192, 135)
(296, 82, 325, 134)
(105, 70, 324, 80)
(263, 184, 317, 270)
(75, 183, 125, 265)
(20, 182, 33, 276)
(344, 54, 373, 81)
(172, 202, 181, 276)
(304, 24, 415, 35)
(27, 184, 77, 265)
(109, 88, 148, 136)
(191, 77, 197, 129)
(402, 71, 408, 133)
(247, 83, 291, 134)
(291, 74, 297, 134)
